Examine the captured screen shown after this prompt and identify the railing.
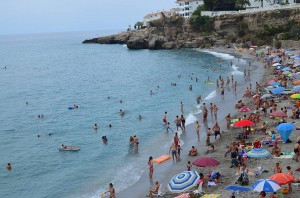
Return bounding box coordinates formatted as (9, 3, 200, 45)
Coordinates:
(201, 3, 300, 17)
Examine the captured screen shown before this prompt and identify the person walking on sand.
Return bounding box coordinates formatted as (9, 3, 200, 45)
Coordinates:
(209, 103, 213, 115)
(286, 166, 293, 192)
(195, 121, 200, 141)
(148, 156, 154, 179)
(293, 140, 300, 162)
(181, 115, 186, 131)
(187, 161, 192, 171)
(225, 114, 231, 129)
(213, 104, 218, 120)
(175, 116, 183, 131)
(213, 122, 221, 140)
(169, 143, 178, 161)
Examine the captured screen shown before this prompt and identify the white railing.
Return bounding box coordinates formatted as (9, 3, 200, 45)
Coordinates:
(201, 3, 300, 17)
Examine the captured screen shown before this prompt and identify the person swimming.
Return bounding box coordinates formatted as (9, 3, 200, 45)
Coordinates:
(93, 123, 99, 130)
(138, 115, 142, 120)
(102, 136, 108, 144)
(109, 124, 112, 128)
(120, 109, 125, 116)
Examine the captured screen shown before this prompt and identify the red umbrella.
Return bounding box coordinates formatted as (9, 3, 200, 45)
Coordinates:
(192, 157, 220, 167)
(239, 106, 252, 112)
(233, 119, 255, 127)
(270, 111, 288, 117)
(269, 173, 294, 185)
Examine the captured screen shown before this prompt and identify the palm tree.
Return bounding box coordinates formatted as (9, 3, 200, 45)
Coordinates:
(255, 0, 271, 8)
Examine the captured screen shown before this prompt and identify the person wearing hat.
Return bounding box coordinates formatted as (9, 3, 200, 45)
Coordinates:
(253, 138, 262, 148)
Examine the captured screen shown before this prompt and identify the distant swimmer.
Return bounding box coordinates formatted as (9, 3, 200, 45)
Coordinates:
(26, 102, 29, 105)
(38, 135, 40, 138)
(93, 123, 99, 130)
(196, 77, 198, 82)
(150, 90, 154, 94)
(48, 133, 52, 136)
(180, 102, 183, 112)
(178, 75, 181, 78)
(120, 109, 125, 116)
(138, 115, 142, 120)
(189, 85, 192, 91)
(73, 104, 78, 109)
(7, 163, 12, 171)
(102, 136, 108, 144)
(4, 66, 6, 69)
(108, 97, 111, 99)
(171, 83, 177, 86)
(207, 76, 210, 82)
(196, 95, 202, 105)
(157, 86, 160, 88)
(120, 100, 123, 104)
(109, 124, 112, 128)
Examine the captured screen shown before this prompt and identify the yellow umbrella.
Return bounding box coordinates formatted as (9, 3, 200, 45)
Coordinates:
(291, 94, 300, 99)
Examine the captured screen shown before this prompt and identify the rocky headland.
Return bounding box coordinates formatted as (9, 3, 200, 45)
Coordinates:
(83, 7, 300, 49)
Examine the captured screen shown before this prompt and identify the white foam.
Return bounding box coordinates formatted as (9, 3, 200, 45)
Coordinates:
(231, 64, 243, 75)
(200, 50, 235, 60)
(204, 90, 217, 100)
(186, 113, 198, 125)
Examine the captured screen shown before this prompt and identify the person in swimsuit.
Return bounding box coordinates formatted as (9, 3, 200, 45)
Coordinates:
(148, 156, 154, 179)
(93, 123, 99, 130)
(174, 116, 183, 131)
(195, 121, 200, 141)
(213, 104, 218, 120)
(105, 183, 116, 198)
(147, 181, 160, 197)
(169, 143, 178, 161)
(188, 146, 198, 156)
(293, 140, 300, 162)
(163, 112, 167, 125)
(174, 132, 180, 149)
(177, 145, 182, 158)
(7, 163, 12, 171)
(221, 86, 225, 99)
(213, 122, 221, 140)
(206, 128, 211, 146)
(180, 102, 183, 112)
(187, 161, 192, 171)
(203, 107, 208, 122)
(225, 114, 231, 129)
(181, 115, 186, 131)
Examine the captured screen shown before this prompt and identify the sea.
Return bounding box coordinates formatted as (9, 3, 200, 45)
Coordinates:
(0, 31, 248, 198)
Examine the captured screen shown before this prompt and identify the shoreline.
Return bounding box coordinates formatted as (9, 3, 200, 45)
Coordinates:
(120, 46, 266, 198)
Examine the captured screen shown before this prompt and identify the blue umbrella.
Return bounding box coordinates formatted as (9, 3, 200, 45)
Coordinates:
(168, 171, 200, 193)
(247, 148, 271, 159)
(282, 67, 291, 71)
(271, 82, 281, 87)
(224, 185, 252, 192)
(272, 87, 285, 95)
(275, 66, 285, 70)
(276, 123, 295, 142)
(273, 58, 282, 62)
(292, 87, 300, 93)
(252, 179, 281, 192)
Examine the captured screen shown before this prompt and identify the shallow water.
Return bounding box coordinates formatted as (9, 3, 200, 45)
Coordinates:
(0, 32, 245, 198)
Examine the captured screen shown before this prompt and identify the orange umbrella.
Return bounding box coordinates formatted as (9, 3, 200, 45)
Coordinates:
(269, 173, 294, 185)
(293, 80, 300, 85)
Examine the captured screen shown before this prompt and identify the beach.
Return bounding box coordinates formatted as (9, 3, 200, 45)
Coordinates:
(121, 46, 300, 198)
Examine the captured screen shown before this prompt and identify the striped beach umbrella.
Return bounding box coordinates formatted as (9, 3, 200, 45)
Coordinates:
(246, 148, 270, 159)
(252, 179, 281, 192)
(168, 171, 200, 193)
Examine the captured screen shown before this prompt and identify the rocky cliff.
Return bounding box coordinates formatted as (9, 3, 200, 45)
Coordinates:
(83, 7, 300, 49)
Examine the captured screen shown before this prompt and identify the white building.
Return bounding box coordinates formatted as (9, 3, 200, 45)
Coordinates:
(143, 9, 178, 26)
(175, 0, 204, 18)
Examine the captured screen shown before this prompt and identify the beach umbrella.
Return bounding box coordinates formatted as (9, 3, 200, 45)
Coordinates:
(224, 185, 252, 192)
(268, 80, 275, 85)
(192, 157, 220, 167)
(292, 73, 299, 78)
(272, 87, 285, 95)
(252, 179, 281, 192)
(233, 119, 254, 127)
(271, 82, 281, 87)
(246, 148, 271, 159)
(256, 50, 263, 54)
(292, 87, 300, 93)
(276, 123, 295, 142)
(294, 85, 300, 89)
(275, 65, 285, 70)
(168, 171, 200, 193)
(270, 111, 288, 117)
(272, 63, 281, 67)
(282, 71, 291, 75)
(273, 58, 282, 62)
(269, 173, 294, 185)
(291, 93, 300, 99)
(260, 94, 272, 100)
(282, 67, 291, 71)
(293, 80, 300, 85)
(282, 90, 293, 94)
(239, 106, 252, 112)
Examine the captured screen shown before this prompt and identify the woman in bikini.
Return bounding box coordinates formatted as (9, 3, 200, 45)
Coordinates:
(148, 156, 154, 179)
(293, 140, 300, 162)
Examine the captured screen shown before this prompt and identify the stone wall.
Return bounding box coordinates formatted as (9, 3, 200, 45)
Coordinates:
(277, 40, 300, 49)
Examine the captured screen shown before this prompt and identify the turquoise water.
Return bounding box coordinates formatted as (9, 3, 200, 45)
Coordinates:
(0, 32, 244, 198)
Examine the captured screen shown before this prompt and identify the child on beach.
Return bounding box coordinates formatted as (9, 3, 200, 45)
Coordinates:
(187, 161, 192, 171)
(177, 145, 182, 157)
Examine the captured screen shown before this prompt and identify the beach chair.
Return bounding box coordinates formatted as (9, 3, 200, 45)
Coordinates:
(152, 184, 163, 197)
(254, 166, 264, 178)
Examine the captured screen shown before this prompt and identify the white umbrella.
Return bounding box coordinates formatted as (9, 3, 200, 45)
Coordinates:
(252, 179, 281, 193)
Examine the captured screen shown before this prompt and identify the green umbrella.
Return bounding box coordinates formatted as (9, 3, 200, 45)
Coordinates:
(256, 50, 263, 54)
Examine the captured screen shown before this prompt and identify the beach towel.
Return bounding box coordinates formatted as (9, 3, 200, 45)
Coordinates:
(201, 194, 220, 198)
(274, 152, 295, 159)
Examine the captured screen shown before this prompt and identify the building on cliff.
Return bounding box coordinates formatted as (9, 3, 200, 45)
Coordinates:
(175, 0, 204, 18)
(248, 0, 299, 9)
(143, 8, 178, 26)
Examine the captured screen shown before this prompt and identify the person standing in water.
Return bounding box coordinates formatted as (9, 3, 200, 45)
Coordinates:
(175, 116, 183, 131)
(163, 112, 167, 125)
(180, 102, 184, 113)
(203, 106, 208, 123)
(174, 132, 180, 149)
(195, 121, 200, 141)
(148, 156, 154, 179)
(105, 183, 116, 198)
(181, 115, 186, 131)
(169, 143, 178, 161)
(221, 86, 225, 99)
(213, 104, 218, 120)
(133, 135, 139, 150)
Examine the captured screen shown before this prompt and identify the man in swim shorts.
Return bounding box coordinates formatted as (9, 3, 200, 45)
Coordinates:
(169, 143, 178, 161)
(174, 116, 182, 131)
